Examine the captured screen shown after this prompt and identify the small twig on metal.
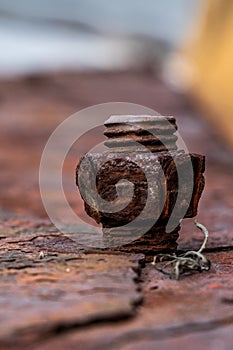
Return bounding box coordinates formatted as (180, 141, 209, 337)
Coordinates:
(151, 220, 211, 280)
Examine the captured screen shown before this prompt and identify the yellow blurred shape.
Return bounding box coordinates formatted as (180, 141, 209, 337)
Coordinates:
(184, 0, 233, 148)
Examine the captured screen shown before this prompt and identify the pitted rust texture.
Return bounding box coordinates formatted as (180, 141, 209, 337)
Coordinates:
(0, 211, 143, 347)
(77, 116, 205, 256)
(31, 250, 233, 350)
(0, 73, 232, 350)
(1, 211, 232, 350)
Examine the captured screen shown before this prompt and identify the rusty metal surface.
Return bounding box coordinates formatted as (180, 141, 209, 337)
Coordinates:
(0, 72, 232, 349)
(31, 250, 233, 350)
(0, 211, 143, 348)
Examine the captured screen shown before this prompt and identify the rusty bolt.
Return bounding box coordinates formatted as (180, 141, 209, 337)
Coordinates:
(76, 115, 205, 258)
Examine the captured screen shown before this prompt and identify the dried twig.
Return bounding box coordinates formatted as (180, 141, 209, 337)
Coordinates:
(151, 220, 211, 280)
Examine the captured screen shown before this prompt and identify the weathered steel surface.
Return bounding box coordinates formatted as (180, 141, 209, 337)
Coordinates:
(32, 250, 233, 350)
(0, 210, 143, 348)
(0, 73, 232, 350)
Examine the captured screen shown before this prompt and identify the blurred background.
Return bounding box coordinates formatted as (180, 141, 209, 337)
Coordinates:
(0, 0, 232, 221)
(0, 0, 202, 75)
